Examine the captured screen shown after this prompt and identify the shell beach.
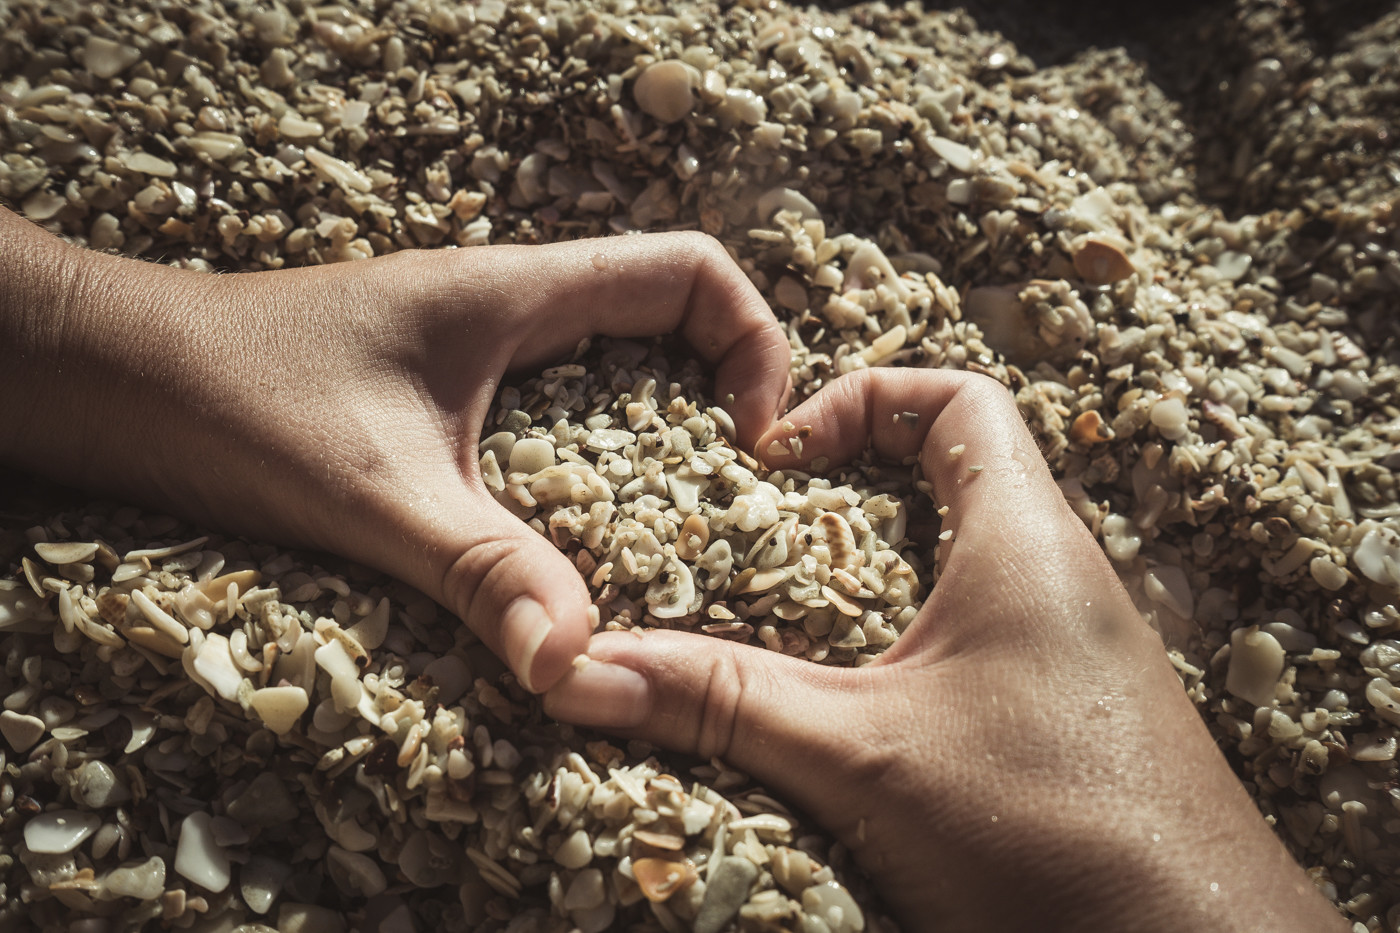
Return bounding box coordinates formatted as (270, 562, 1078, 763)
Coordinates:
(1, 0, 1398, 930)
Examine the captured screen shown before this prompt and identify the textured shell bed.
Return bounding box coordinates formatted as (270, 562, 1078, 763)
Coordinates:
(2, 1, 1399, 931)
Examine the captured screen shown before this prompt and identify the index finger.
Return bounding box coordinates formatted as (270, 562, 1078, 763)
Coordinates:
(487, 232, 792, 450)
(758, 368, 1069, 538)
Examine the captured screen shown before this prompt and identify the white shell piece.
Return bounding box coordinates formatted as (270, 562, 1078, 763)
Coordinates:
(25, 809, 101, 854)
(175, 811, 232, 892)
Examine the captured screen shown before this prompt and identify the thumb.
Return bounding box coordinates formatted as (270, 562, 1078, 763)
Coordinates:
(543, 630, 862, 799)
(437, 506, 593, 693)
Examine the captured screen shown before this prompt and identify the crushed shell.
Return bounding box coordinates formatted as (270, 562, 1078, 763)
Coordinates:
(2, 0, 1400, 930)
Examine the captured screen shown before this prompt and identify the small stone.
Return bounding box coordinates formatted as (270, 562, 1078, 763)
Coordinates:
(563, 867, 606, 910)
(250, 685, 309, 735)
(1309, 555, 1348, 591)
(103, 856, 166, 900)
(76, 760, 127, 808)
(228, 772, 300, 826)
(121, 151, 177, 178)
(34, 541, 99, 564)
(553, 829, 593, 869)
(24, 810, 101, 854)
(694, 856, 759, 933)
(508, 437, 556, 474)
(241, 856, 288, 914)
(1069, 410, 1110, 445)
(1073, 236, 1135, 286)
(327, 845, 387, 898)
(633, 857, 697, 903)
(1226, 627, 1285, 708)
(801, 881, 865, 933)
(174, 811, 232, 892)
(0, 710, 46, 752)
(1143, 564, 1193, 619)
(193, 633, 243, 700)
(633, 61, 695, 123)
(84, 35, 140, 79)
(1149, 397, 1190, 441)
(276, 903, 348, 933)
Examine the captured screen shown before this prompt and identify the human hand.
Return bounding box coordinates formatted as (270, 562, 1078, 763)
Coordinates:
(0, 208, 790, 693)
(543, 369, 1347, 932)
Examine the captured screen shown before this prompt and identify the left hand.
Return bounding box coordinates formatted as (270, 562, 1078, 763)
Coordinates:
(0, 210, 791, 692)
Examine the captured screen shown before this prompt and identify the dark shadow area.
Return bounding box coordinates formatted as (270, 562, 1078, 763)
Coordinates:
(810, 0, 1400, 218)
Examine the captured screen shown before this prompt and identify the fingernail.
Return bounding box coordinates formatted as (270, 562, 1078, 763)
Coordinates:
(501, 598, 552, 693)
(543, 658, 650, 729)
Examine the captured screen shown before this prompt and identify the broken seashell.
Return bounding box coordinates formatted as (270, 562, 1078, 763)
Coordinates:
(633, 857, 698, 903)
(250, 686, 309, 735)
(1072, 236, 1135, 286)
(34, 541, 99, 564)
(633, 61, 696, 123)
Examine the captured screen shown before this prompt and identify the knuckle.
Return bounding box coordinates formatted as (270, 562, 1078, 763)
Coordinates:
(441, 534, 515, 625)
(828, 369, 876, 418)
(694, 648, 750, 761)
(957, 369, 1014, 407)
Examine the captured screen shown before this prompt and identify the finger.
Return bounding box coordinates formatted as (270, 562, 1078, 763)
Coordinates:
(542, 629, 877, 836)
(757, 368, 1067, 542)
(487, 233, 791, 449)
(434, 504, 593, 693)
(758, 369, 1143, 661)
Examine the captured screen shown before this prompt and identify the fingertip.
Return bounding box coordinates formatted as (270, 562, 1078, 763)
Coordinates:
(500, 595, 592, 693)
(528, 612, 592, 693)
(542, 654, 651, 729)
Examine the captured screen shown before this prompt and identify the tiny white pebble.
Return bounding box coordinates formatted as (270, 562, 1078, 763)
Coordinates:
(939, 529, 953, 541)
(948, 443, 966, 459)
(937, 506, 949, 516)
(968, 464, 984, 473)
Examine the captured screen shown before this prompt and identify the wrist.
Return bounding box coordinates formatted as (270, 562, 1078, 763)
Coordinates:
(0, 207, 216, 492)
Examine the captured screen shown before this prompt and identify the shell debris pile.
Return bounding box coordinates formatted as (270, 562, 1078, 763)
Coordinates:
(2, 0, 1400, 930)
(482, 343, 923, 663)
(0, 511, 877, 932)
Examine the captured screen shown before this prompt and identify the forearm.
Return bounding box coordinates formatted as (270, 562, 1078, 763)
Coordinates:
(0, 205, 218, 497)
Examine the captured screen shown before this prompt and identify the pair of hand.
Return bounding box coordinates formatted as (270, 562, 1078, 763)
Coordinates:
(0, 208, 1344, 931)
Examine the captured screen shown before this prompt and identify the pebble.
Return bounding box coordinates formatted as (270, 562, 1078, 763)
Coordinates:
(327, 845, 387, 898)
(277, 903, 348, 933)
(694, 857, 759, 933)
(241, 855, 289, 914)
(802, 880, 866, 933)
(1354, 526, 1400, 587)
(24, 809, 101, 854)
(1143, 564, 1194, 619)
(634, 61, 695, 123)
(76, 760, 126, 808)
(83, 35, 140, 79)
(1073, 237, 1136, 285)
(174, 811, 232, 892)
(103, 856, 166, 900)
(1309, 555, 1348, 591)
(250, 685, 309, 735)
(508, 437, 556, 475)
(563, 867, 606, 910)
(1226, 627, 1285, 708)
(34, 541, 98, 564)
(227, 771, 300, 826)
(0, 709, 45, 752)
(1149, 397, 1190, 441)
(553, 828, 593, 869)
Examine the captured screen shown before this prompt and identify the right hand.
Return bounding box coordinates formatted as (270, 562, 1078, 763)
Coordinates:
(545, 369, 1347, 932)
